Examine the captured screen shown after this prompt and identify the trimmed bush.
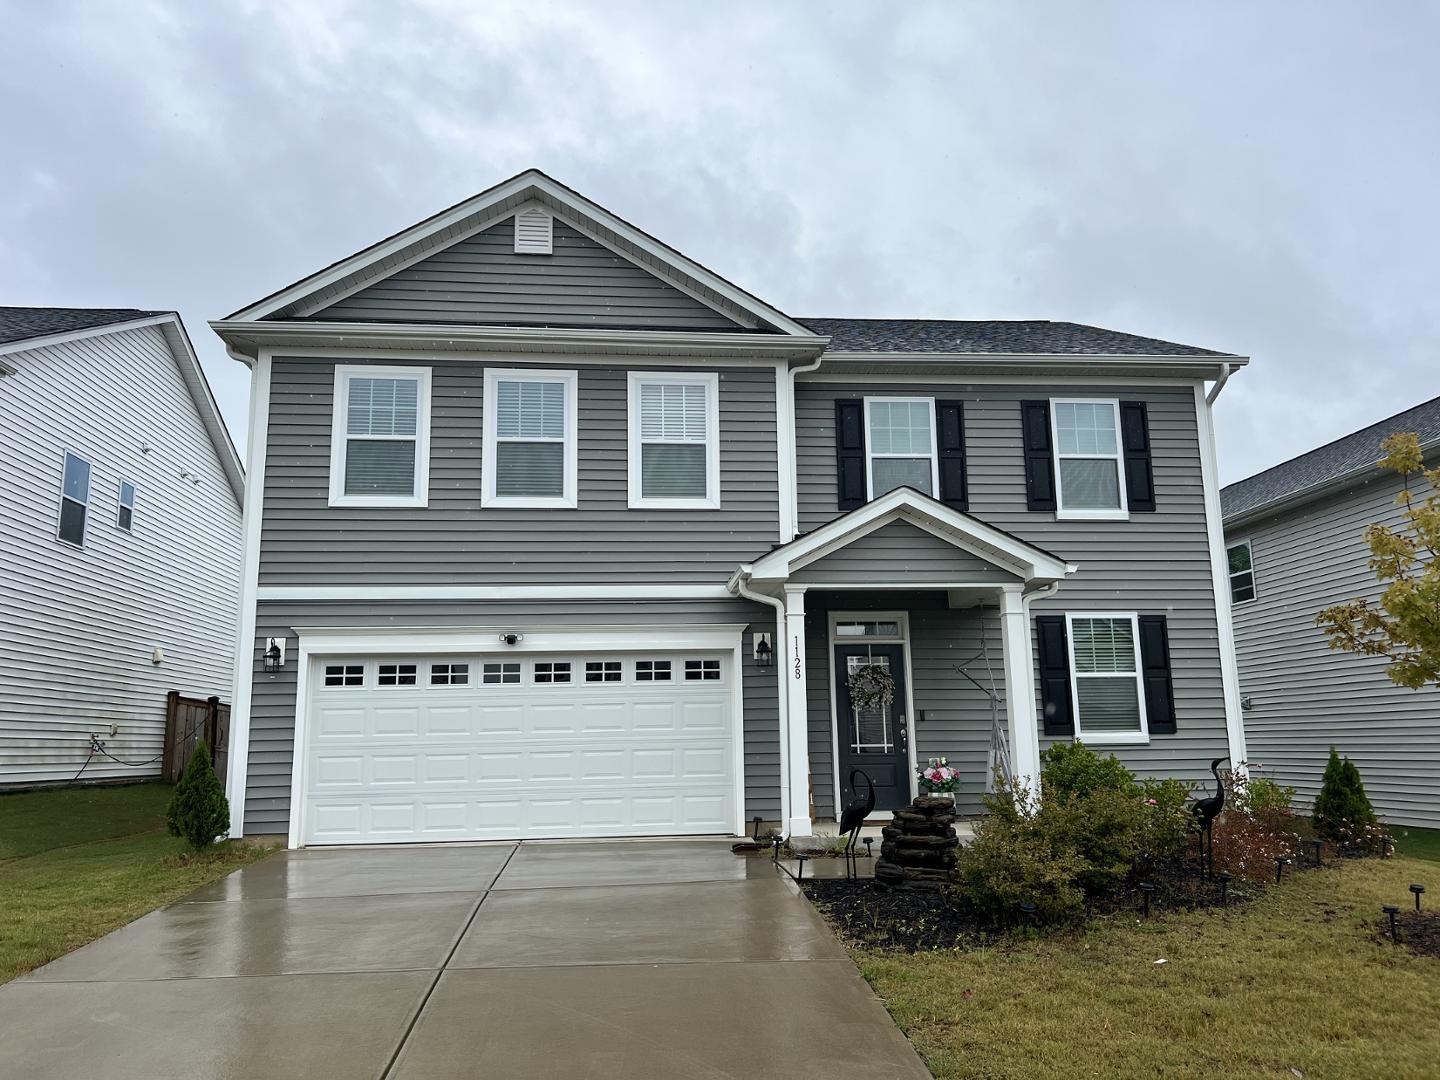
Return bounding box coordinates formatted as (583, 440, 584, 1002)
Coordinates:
(166, 741, 230, 850)
(1312, 748, 1386, 854)
(1039, 741, 1137, 800)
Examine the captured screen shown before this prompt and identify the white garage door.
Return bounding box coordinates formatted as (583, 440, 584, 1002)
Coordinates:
(299, 651, 738, 845)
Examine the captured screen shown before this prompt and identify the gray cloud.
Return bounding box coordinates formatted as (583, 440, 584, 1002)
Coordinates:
(2, 0, 1436, 482)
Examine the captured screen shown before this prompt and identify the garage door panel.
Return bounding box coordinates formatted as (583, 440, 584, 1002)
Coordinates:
(302, 651, 737, 844)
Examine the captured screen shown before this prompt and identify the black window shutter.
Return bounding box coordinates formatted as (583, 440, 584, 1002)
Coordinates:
(1137, 614, 1177, 734)
(1020, 401, 1056, 511)
(835, 399, 866, 511)
(1034, 614, 1074, 737)
(935, 400, 967, 510)
(1120, 401, 1156, 512)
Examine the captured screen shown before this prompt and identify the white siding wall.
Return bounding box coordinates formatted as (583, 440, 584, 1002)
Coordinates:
(0, 324, 244, 785)
(1229, 470, 1440, 828)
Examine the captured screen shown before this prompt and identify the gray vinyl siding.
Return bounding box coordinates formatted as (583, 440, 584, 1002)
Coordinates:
(795, 382, 1229, 789)
(1228, 472, 1440, 828)
(259, 357, 778, 586)
(788, 520, 1022, 585)
(804, 591, 1003, 821)
(310, 218, 744, 331)
(245, 599, 778, 836)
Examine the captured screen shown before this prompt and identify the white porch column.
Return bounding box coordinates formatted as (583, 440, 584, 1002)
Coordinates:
(999, 584, 1043, 803)
(783, 586, 814, 837)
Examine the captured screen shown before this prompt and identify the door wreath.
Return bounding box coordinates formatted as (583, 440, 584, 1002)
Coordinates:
(846, 663, 895, 713)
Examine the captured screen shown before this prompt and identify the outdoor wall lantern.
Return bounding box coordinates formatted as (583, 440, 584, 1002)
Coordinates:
(754, 633, 774, 668)
(263, 637, 285, 673)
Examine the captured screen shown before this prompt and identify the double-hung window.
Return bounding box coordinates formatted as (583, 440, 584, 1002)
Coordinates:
(57, 452, 92, 546)
(627, 372, 720, 509)
(116, 481, 137, 532)
(1051, 399, 1128, 519)
(1227, 540, 1256, 603)
(864, 398, 938, 498)
(329, 366, 431, 507)
(482, 368, 577, 508)
(1066, 613, 1148, 743)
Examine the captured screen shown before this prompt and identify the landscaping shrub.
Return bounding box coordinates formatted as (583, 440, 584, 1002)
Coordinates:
(1229, 772, 1296, 820)
(1210, 803, 1300, 883)
(165, 741, 229, 850)
(1313, 748, 1385, 853)
(1039, 741, 1137, 799)
(952, 782, 1086, 925)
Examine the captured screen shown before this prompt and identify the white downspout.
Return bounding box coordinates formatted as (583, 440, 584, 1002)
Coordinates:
(783, 354, 825, 541)
(1205, 362, 1233, 406)
(728, 568, 790, 834)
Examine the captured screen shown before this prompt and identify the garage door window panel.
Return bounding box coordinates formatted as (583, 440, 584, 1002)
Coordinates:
(430, 662, 470, 686)
(483, 662, 521, 685)
(378, 663, 418, 687)
(636, 660, 672, 682)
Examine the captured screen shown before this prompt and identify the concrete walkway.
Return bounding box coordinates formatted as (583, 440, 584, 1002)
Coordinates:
(0, 841, 931, 1079)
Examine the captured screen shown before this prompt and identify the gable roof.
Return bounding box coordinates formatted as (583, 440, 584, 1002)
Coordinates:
(799, 318, 1235, 357)
(1222, 392, 1440, 525)
(0, 308, 244, 505)
(0, 307, 166, 347)
(739, 486, 1076, 586)
(222, 169, 815, 337)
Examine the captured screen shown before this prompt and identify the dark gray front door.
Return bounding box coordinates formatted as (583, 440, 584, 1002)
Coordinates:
(835, 644, 910, 813)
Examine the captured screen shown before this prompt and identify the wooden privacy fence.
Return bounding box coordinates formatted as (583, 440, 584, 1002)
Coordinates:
(163, 691, 229, 784)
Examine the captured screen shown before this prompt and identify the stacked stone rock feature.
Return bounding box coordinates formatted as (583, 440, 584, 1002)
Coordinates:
(874, 794, 960, 888)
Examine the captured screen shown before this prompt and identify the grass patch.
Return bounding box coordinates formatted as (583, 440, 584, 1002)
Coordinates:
(853, 856, 1440, 1079)
(0, 782, 274, 983)
(1391, 825, 1440, 863)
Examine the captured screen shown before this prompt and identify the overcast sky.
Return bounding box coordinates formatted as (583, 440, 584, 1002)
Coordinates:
(3, 1, 1437, 483)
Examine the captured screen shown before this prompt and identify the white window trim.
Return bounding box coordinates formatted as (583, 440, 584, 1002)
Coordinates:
(116, 478, 136, 533)
(482, 367, 578, 509)
(56, 450, 92, 548)
(1050, 398, 1130, 521)
(1227, 538, 1257, 605)
(328, 365, 432, 508)
(863, 397, 940, 501)
(626, 370, 721, 510)
(1065, 611, 1149, 745)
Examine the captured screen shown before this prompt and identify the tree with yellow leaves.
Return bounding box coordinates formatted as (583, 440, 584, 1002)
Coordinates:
(1317, 431, 1440, 688)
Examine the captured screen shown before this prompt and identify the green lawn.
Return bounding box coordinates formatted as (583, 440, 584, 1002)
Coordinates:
(1391, 824, 1440, 863)
(856, 856, 1440, 1080)
(0, 783, 273, 983)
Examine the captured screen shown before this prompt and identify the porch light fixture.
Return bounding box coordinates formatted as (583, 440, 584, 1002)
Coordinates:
(263, 638, 284, 673)
(753, 633, 773, 669)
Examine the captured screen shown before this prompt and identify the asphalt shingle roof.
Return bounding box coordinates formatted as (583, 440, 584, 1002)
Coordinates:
(0, 307, 166, 347)
(798, 317, 1232, 356)
(1222, 393, 1440, 522)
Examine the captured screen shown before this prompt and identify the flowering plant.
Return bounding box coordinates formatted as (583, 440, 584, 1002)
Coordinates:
(918, 757, 960, 795)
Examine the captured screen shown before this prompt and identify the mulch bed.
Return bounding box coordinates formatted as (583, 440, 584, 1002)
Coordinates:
(801, 860, 1263, 953)
(1376, 910, 1440, 958)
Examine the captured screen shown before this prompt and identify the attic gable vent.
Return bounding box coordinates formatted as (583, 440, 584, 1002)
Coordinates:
(514, 208, 553, 255)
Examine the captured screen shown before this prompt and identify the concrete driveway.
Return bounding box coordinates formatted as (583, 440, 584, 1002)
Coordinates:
(0, 841, 931, 1079)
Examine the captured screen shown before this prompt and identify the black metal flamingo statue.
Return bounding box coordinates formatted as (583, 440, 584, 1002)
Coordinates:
(1192, 757, 1228, 877)
(839, 769, 876, 880)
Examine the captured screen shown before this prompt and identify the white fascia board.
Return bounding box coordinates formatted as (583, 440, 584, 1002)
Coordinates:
(222, 169, 813, 337)
(289, 623, 748, 655)
(255, 584, 738, 602)
(746, 487, 1072, 583)
(0, 313, 176, 358)
(210, 321, 828, 362)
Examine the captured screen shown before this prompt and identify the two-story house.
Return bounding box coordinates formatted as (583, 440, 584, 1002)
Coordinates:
(213, 170, 1247, 847)
(1223, 395, 1440, 828)
(0, 308, 244, 786)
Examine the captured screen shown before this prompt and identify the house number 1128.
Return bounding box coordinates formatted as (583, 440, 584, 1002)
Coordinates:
(793, 635, 802, 679)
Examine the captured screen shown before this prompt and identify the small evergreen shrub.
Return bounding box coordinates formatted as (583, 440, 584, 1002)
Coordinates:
(166, 741, 230, 850)
(1312, 748, 1382, 852)
(1039, 741, 1137, 799)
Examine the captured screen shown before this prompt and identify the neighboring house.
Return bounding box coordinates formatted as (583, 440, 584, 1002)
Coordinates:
(0, 308, 245, 787)
(213, 169, 1247, 847)
(1222, 396, 1440, 828)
